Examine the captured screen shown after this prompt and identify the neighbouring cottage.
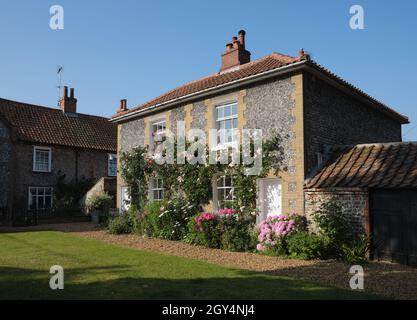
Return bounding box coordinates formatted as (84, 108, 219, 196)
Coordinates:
(111, 30, 415, 264)
(0, 86, 117, 224)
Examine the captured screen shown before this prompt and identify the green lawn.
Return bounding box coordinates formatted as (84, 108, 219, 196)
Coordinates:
(0, 231, 373, 299)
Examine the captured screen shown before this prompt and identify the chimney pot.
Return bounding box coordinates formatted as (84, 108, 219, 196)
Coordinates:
(60, 86, 77, 113)
(117, 99, 128, 113)
(220, 30, 251, 71)
(238, 30, 246, 48)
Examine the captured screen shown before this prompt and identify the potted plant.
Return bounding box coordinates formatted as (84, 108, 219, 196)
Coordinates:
(87, 192, 113, 225)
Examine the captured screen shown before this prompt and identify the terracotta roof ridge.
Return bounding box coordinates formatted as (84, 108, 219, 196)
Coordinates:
(355, 141, 417, 147)
(0, 97, 59, 112)
(0, 97, 110, 121)
(270, 52, 299, 63)
(129, 52, 292, 111)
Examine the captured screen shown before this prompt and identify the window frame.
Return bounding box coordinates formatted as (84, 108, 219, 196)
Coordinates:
(151, 120, 167, 149)
(32, 146, 52, 173)
(150, 177, 164, 202)
(214, 174, 235, 210)
(28, 186, 54, 210)
(215, 102, 238, 148)
(108, 153, 117, 177)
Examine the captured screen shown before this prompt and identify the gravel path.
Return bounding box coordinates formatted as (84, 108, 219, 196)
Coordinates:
(3, 222, 417, 299)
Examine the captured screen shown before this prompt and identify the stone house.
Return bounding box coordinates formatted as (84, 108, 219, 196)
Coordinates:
(0, 87, 117, 223)
(111, 31, 414, 263)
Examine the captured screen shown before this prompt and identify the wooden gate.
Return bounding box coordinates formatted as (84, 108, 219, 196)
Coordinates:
(371, 189, 417, 266)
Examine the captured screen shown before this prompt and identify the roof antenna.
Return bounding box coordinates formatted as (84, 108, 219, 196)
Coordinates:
(56, 65, 64, 106)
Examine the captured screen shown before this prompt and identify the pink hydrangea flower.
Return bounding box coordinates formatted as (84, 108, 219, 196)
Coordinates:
(218, 208, 237, 215)
(256, 213, 301, 252)
(195, 212, 217, 225)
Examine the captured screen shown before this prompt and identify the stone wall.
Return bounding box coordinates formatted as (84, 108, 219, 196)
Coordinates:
(304, 188, 369, 236)
(119, 118, 145, 153)
(245, 76, 295, 168)
(0, 120, 11, 208)
(13, 143, 111, 208)
(303, 72, 403, 176)
(169, 106, 185, 135)
(191, 101, 207, 130)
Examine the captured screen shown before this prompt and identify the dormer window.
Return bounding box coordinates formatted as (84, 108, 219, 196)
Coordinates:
(33, 146, 51, 172)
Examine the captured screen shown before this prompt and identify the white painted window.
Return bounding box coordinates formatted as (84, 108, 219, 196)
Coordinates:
(150, 177, 164, 201)
(28, 187, 53, 210)
(215, 102, 238, 146)
(151, 120, 166, 149)
(108, 154, 117, 177)
(33, 146, 52, 172)
(216, 175, 235, 209)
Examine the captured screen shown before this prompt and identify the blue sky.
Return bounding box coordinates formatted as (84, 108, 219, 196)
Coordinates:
(1, 0, 416, 140)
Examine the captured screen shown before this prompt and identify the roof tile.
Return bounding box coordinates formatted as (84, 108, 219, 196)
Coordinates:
(306, 142, 417, 189)
(0, 98, 116, 152)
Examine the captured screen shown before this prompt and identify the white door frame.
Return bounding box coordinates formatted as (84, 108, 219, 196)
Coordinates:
(257, 178, 282, 224)
(120, 186, 131, 213)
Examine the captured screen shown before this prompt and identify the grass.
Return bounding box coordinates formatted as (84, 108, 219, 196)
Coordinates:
(0, 231, 375, 299)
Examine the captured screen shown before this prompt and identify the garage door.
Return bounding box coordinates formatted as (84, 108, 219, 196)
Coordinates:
(371, 189, 417, 266)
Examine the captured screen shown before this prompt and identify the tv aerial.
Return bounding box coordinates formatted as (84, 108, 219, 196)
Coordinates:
(56, 65, 64, 106)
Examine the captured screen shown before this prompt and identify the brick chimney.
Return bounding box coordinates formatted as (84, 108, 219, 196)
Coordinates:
(116, 99, 128, 114)
(220, 30, 251, 72)
(59, 86, 77, 113)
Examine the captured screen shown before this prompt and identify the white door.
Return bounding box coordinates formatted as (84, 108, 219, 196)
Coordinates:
(258, 179, 282, 223)
(121, 187, 131, 212)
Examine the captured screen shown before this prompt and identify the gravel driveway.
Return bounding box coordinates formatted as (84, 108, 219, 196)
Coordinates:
(3, 222, 417, 299)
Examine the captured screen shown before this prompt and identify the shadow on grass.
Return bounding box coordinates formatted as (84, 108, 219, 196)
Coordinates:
(0, 265, 376, 300)
(0, 222, 100, 234)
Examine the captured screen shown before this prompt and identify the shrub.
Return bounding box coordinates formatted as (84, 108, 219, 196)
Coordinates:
(256, 214, 305, 255)
(312, 198, 353, 246)
(87, 192, 113, 225)
(185, 209, 256, 251)
(311, 197, 368, 262)
(340, 235, 371, 264)
(186, 213, 221, 248)
(87, 192, 113, 212)
(287, 231, 330, 260)
(137, 197, 199, 241)
(108, 215, 133, 234)
(136, 201, 163, 237)
(107, 205, 139, 235)
(220, 214, 256, 252)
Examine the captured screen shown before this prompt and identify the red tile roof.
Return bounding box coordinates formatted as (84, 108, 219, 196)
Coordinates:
(306, 142, 417, 189)
(112, 52, 302, 118)
(0, 98, 116, 152)
(112, 52, 408, 124)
